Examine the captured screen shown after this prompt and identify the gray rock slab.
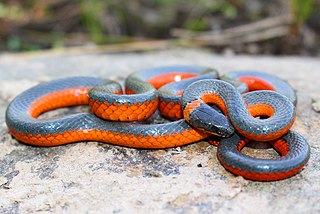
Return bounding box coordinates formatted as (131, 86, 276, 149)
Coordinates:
(0, 49, 319, 214)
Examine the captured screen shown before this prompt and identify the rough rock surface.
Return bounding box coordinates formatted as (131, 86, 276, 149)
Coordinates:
(0, 49, 319, 213)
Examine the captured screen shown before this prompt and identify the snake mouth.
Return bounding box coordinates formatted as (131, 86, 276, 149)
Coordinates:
(188, 103, 234, 137)
(213, 126, 235, 138)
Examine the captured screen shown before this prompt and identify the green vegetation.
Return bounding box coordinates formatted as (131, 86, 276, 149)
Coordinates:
(80, 0, 105, 44)
(0, 0, 319, 52)
(0, 3, 25, 20)
(291, 0, 314, 27)
(182, 0, 237, 31)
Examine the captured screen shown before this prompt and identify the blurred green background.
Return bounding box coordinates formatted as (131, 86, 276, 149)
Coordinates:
(0, 0, 319, 55)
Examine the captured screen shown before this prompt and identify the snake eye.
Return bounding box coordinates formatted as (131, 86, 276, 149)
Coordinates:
(187, 103, 234, 137)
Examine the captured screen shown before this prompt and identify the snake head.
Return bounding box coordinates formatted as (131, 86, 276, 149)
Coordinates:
(187, 103, 234, 137)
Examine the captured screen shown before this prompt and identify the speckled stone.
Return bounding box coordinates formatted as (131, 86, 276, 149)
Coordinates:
(0, 49, 319, 214)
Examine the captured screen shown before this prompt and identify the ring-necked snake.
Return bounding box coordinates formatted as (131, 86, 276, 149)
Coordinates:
(5, 65, 310, 181)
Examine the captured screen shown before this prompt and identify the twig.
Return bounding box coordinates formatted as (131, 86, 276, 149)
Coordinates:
(171, 15, 293, 46)
(192, 26, 290, 46)
(0, 39, 176, 58)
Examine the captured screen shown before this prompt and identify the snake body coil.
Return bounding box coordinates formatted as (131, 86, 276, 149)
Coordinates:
(5, 66, 310, 181)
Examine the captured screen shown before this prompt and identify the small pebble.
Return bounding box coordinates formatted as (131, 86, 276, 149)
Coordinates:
(311, 96, 320, 113)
